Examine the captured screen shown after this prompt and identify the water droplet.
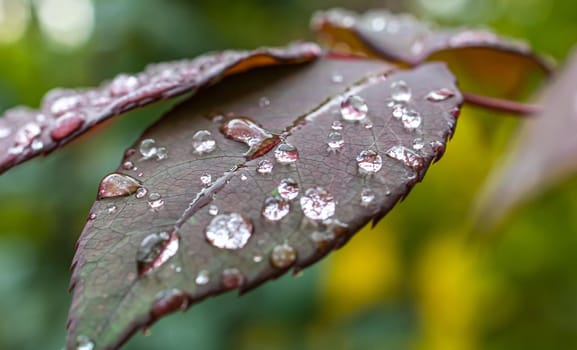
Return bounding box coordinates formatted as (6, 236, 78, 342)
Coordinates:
(331, 120, 343, 130)
(200, 173, 212, 186)
(98, 173, 141, 199)
(151, 289, 189, 318)
(15, 122, 41, 147)
(220, 117, 273, 149)
(147, 192, 164, 209)
(426, 88, 455, 102)
(340, 95, 368, 122)
(135, 187, 148, 199)
(256, 159, 274, 174)
(262, 197, 290, 222)
(300, 187, 336, 221)
(139, 139, 158, 159)
(195, 270, 210, 285)
(401, 109, 422, 129)
(391, 80, 412, 102)
(50, 95, 82, 116)
(253, 255, 263, 263)
(270, 243, 297, 269)
(205, 213, 253, 250)
(50, 112, 85, 141)
(240, 174, 248, 181)
(277, 178, 299, 200)
(356, 150, 383, 174)
(412, 138, 425, 150)
(331, 73, 344, 83)
(88, 212, 97, 220)
(122, 160, 135, 170)
(136, 231, 179, 275)
(211, 114, 224, 124)
(392, 104, 405, 119)
(31, 139, 44, 151)
(363, 119, 373, 129)
(221, 268, 244, 290)
(274, 143, 299, 164)
(0, 126, 11, 138)
(106, 203, 117, 214)
(156, 147, 168, 160)
(259, 97, 270, 107)
(110, 74, 140, 96)
(192, 130, 216, 154)
(430, 140, 446, 159)
(384, 145, 424, 171)
(327, 131, 344, 151)
(75, 335, 94, 350)
(208, 204, 219, 216)
(360, 188, 376, 206)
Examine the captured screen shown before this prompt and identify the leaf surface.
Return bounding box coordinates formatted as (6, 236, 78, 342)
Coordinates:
(312, 9, 552, 100)
(67, 57, 462, 349)
(0, 42, 320, 174)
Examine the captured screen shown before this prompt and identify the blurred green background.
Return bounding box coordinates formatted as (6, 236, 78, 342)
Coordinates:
(0, 0, 576, 349)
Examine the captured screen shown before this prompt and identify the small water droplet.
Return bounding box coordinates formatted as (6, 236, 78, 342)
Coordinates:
(429, 140, 446, 159)
(412, 138, 425, 150)
(340, 95, 368, 122)
(200, 173, 212, 186)
(221, 268, 245, 290)
(392, 104, 405, 119)
(88, 212, 97, 220)
(401, 109, 422, 129)
(15, 122, 41, 147)
(262, 197, 290, 222)
(50, 95, 82, 116)
(356, 150, 383, 174)
(270, 243, 297, 269)
(390, 80, 412, 102)
(256, 159, 274, 174)
(139, 139, 158, 159)
(253, 255, 263, 263)
(240, 174, 248, 181)
(220, 117, 273, 150)
(360, 188, 376, 206)
(205, 213, 253, 250)
(300, 187, 336, 221)
(110, 74, 140, 96)
(195, 270, 210, 285)
(122, 160, 135, 170)
(274, 143, 299, 164)
(331, 73, 344, 83)
(0, 126, 11, 138)
(331, 120, 343, 130)
(259, 97, 270, 107)
(136, 231, 179, 275)
(151, 289, 189, 318)
(98, 173, 141, 199)
(147, 192, 164, 209)
(363, 119, 373, 129)
(385, 145, 424, 171)
(50, 112, 85, 141)
(156, 147, 168, 160)
(31, 139, 44, 151)
(192, 130, 216, 154)
(106, 203, 117, 214)
(75, 335, 94, 350)
(135, 187, 148, 199)
(426, 88, 455, 102)
(208, 204, 219, 216)
(277, 178, 299, 200)
(326, 131, 344, 151)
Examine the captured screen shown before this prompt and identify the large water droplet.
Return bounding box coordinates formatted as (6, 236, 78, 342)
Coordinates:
(384, 145, 424, 171)
(327, 131, 344, 151)
(300, 187, 336, 221)
(205, 213, 253, 250)
(356, 150, 383, 174)
(262, 197, 290, 222)
(277, 178, 299, 200)
(390, 80, 412, 102)
(360, 188, 376, 207)
(256, 159, 274, 175)
(51, 112, 85, 141)
(98, 173, 141, 199)
(14, 122, 41, 147)
(151, 289, 189, 318)
(270, 243, 297, 269)
(426, 88, 455, 102)
(274, 143, 299, 164)
(220, 117, 273, 149)
(192, 130, 216, 154)
(221, 268, 245, 290)
(340, 95, 368, 122)
(148, 192, 165, 209)
(401, 109, 422, 129)
(75, 335, 94, 350)
(136, 231, 179, 275)
(195, 270, 210, 285)
(139, 139, 158, 158)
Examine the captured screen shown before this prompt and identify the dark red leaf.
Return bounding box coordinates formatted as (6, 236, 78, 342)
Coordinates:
(67, 56, 462, 349)
(312, 9, 552, 101)
(0, 42, 321, 174)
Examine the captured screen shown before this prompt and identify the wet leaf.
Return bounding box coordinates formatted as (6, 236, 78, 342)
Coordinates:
(475, 48, 577, 227)
(0, 42, 321, 174)
(67, 57, 462, 349)
(312, 9, 553, 100)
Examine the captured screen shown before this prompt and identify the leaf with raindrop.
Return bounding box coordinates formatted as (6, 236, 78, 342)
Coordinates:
(475, 48, 577, 227)
(67, 55, 462, 349)
(0, 42, 321, 174)
(312, 8, 552, 103)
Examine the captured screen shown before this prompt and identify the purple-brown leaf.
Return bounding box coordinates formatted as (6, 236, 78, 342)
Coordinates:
(0, 42, 321, 174)
(67, 56, 462, 350)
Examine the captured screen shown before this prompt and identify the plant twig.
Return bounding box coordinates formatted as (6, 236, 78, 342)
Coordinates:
(463, 92, 542, 116)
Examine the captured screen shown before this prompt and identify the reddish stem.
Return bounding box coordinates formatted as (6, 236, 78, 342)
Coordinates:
(463, 92, 542, 116)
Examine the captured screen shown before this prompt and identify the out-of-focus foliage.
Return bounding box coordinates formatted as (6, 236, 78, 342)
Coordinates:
(0, 0, 576, 349)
